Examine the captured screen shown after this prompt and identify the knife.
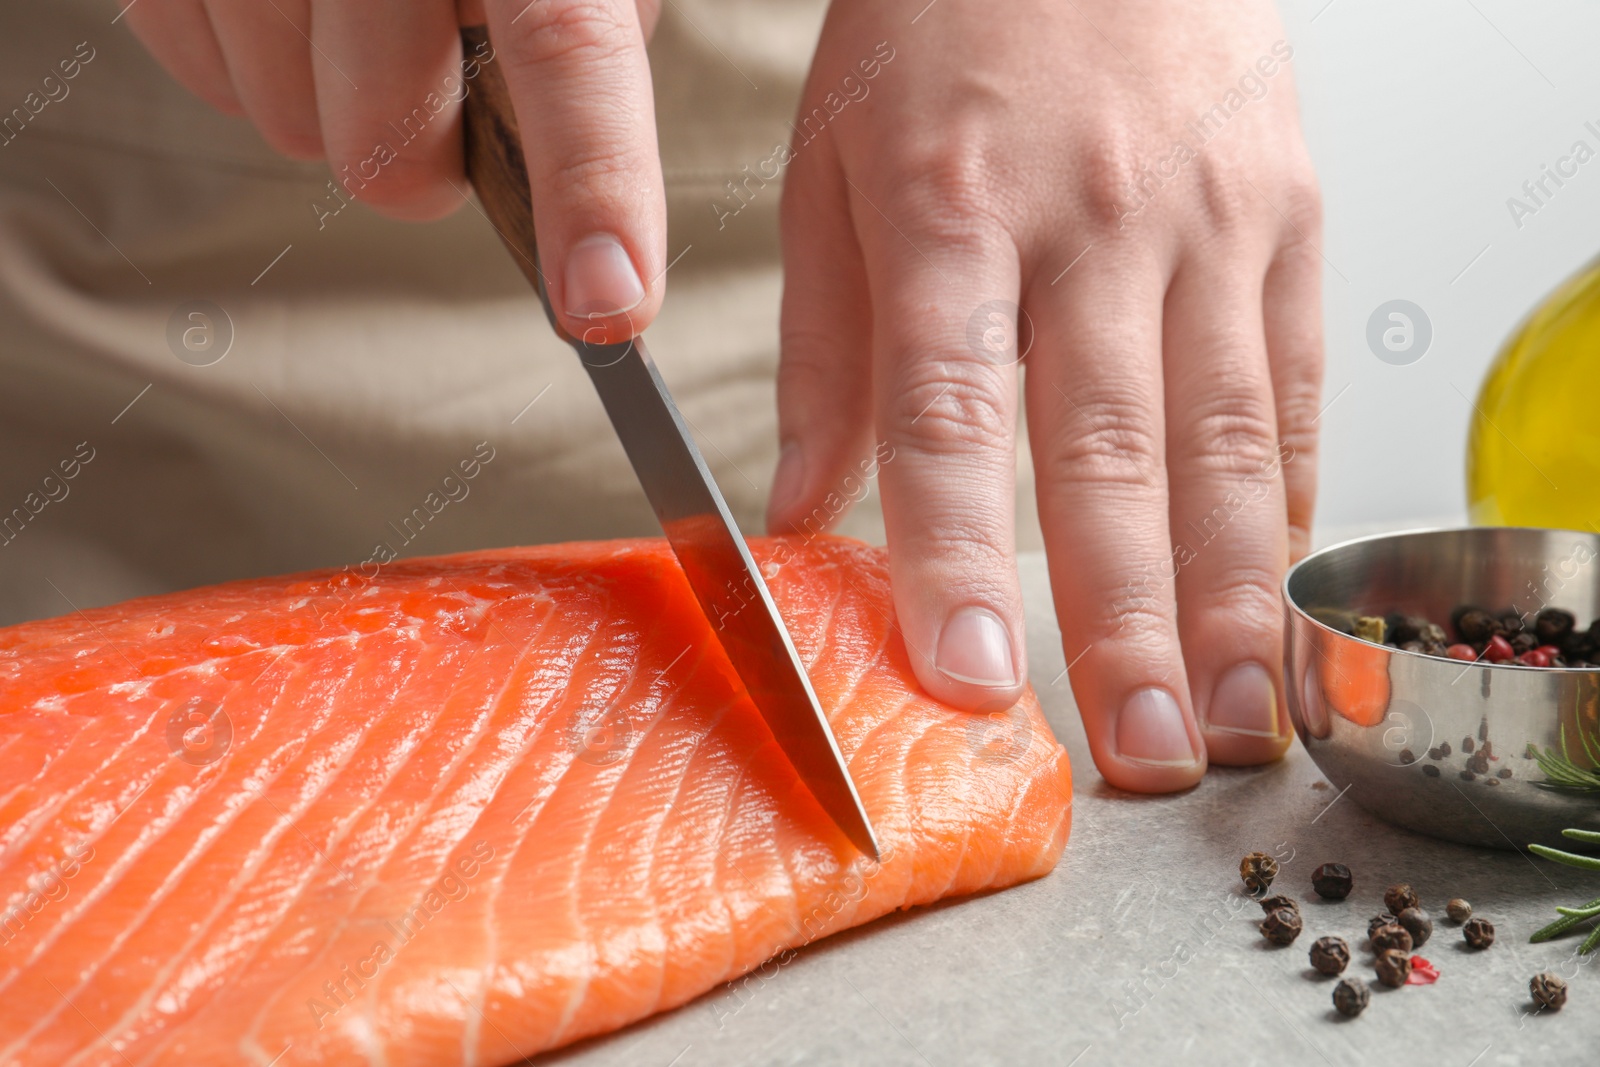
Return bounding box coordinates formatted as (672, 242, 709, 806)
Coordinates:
(458, 25, 879, 860)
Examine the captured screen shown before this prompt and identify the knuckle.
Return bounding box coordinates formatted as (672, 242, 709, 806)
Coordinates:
(1191, 574, 1283, 630)
(1179, 392, 1279, 475)
(503, 0, 635, 68)
(1278, 163, 1323, 237)
(886, 360, 1012, 456)
(544, 148, 630, 201)
(1067, 131, 1141, 233)
(890, 142, 1005, 246)
(1039, 387, 1163, 487)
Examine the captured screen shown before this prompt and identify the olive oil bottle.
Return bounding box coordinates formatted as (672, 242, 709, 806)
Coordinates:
(1468, 258, 1600, 529)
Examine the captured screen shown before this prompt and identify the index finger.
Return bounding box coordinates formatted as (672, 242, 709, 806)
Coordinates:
(484, 0, 666, 341)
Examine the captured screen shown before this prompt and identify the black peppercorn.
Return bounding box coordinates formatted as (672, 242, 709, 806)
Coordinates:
(1367, 913, 1397, 939)
(1240, 851, 1278, 894)
(1462, 736, 1475, 754)
(1535, 608, 1576, 643)
(1370, 923, 1413, 954)
(1446, 898, 1471, 923)
(1311, 862, 1354, 900)
(1374, 949, 1413, 988)
(1260, 907, 1302, 946)
(1258, 894, 1300, 917)
(1309, 936, 1350, 976)
(1485, 777, 1500, 786)
(1383, 883, 1419, 915)
(1455, 607, 1496, 642)
(1530, 972, 1568, 1011)
(1497, 767, 1512, 780)
(1460, 769, 1477, 781)
(1510, 632, 1537, 655)
(1463, 917, 1495, 949)
(1333, 977, 1370, 1017)
(1396, 906, 1432, 947)
(1423, 765, 1440, 777)
(1399, 748, 1416, 764)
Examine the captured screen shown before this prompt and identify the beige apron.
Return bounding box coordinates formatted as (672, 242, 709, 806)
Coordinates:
(0, 0, 1040, 627)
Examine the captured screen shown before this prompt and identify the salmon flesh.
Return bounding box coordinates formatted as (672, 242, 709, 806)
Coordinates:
(0, 536, 1071, 1065)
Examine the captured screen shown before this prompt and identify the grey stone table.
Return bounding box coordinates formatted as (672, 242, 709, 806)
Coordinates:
(542, 553, 1597, 1067)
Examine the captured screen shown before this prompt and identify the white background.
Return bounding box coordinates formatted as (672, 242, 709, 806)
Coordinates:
(1287, 0, 1600, 542)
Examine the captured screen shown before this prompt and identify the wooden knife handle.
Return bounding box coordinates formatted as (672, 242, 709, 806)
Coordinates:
(459, 25, 567, 336)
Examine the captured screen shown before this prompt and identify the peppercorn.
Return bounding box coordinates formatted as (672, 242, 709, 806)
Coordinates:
(1530, 972, 1568, 1011)
(1438, 741, 1452, 757)
(1257, 894, 1300, 916)
(1309, 936, 1350, 976)
(1446, 898, 1472, 923)
(1454, 607, 1497, 642)
(1333, 977, 1370, 1017)
(1445, 644, 1477, 662)
(1535, 608, 1576, 643)
(1500, 609, 1525, 635)
(1260, 907, 1302, 946)
(1422, 765, 1440, 777)
(1463, 917, 1495, 949)
(1510, 632, 1537, 655)
(1419, 622, 1448, 646)
(1469, 752, 1490, 774)
(1240, 851, 1278, 893)
(1497, 767, 1512, 780)
(1368, 913, 1397, 939)
(1462, 735, 1475, 753)
(1370, 923, 1413, 955)
(1374, 949, 1413, 988)
(1485, 777, 1500, 786)
(1383, 883, 1419, 915)
(1460, 769, 1477, 781)
(1399, 748, 1416, 764)
(1311, 862, 1354, 901)
(1484, 635, 1515, 663)
(1397, 907, 1432, 947)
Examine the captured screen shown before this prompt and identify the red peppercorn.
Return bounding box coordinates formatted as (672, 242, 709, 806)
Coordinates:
(1446, 644, 1478, 661)
(1537, 645, 1562, 658)
(1522, 649, 1551, 668)
(1484, 635, 1515, 663)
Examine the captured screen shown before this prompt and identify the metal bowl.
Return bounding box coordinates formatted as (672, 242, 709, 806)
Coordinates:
(1283, 526, 1600, 850)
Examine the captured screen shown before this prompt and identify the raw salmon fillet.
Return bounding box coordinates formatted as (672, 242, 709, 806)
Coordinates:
(0, 536, 1071, 1066)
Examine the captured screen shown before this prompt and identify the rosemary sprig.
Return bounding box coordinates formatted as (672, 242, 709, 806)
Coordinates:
(1529, 827, 1600, 954)
(1530, 722, 1600, 795)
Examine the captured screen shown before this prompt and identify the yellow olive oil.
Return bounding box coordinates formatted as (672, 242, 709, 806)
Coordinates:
(1468, 258, 1600, 529)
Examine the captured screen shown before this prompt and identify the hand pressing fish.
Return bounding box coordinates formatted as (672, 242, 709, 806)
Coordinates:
(0, 536, 1071, 1065)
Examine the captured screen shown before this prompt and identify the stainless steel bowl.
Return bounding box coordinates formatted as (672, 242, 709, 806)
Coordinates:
(1283, 526, 1600, 849)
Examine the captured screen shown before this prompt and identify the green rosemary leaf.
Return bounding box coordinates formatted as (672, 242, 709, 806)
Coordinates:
(1555, 903, 1600, 918)
(1582, 924, 1600, 954)
(1531, 912, 1589, 943)
(1528, 843, 1600, 871)
(1561, 828, 1600, 844)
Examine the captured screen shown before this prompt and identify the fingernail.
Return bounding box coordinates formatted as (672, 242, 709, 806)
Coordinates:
(935, 607, 1017, 688)
(563, 233, 645, 318)
(1205, 662, 1281, 738)
(769, 441, 804, 520)
(1115, 687, 1199, 766)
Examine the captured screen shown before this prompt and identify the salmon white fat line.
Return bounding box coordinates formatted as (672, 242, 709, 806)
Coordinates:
(0, 843, 94, 946)
(305, 840, 494, 1030)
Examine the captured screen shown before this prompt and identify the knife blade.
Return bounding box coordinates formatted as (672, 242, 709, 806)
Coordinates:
(458, 25, 879, 860)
